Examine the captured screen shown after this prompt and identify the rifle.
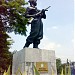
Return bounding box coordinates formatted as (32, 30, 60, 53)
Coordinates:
(28, 6, 51, 24)
(35, 6, 51, 16)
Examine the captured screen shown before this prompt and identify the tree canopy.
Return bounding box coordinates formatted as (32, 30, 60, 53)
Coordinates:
(0, 0, 28, 36)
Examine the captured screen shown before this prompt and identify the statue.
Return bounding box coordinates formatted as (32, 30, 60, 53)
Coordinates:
(23, 0, 50, 48)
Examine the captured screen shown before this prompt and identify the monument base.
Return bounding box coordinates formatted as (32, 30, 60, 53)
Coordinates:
(12, 48, 57, 75)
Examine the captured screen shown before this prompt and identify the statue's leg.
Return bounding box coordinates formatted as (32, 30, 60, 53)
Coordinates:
(33, 39, 40, 48)
(33, 43, 38, 48)
(23, 20, 40, 48)
(33, 20, 43, 48)
(23, 41, 30, 48)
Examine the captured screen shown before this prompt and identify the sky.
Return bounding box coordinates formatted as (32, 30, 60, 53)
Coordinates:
(8, 0, 74, 63)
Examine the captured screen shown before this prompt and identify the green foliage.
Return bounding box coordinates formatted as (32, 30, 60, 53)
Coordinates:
(0, 32, 12, 73)
(0, 0, 28, 36)
(0, 20, 12, 73)
(56, 58, 62, 74)
(34, 65, 40, 75)
(0, 0, 28, 73)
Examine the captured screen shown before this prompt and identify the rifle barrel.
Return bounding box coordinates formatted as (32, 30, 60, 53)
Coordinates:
(45, 6, 51, 10)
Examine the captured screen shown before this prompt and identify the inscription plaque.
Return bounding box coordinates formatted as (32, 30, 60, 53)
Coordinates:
(36, 62, 48, 73)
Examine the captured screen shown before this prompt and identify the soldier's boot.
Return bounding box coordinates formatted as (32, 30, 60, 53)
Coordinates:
(33, 43, 38, 48)
(23, 42, 30, 48)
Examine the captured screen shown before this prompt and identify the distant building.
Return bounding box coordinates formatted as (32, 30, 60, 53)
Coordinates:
(70, 62, 75, 75)
(62, 60, 75, 75)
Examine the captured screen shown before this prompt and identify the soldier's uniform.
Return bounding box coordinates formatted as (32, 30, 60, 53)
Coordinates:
(23, 0, 46, 48)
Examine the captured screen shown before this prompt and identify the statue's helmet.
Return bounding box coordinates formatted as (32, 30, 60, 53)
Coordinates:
(28, 0, 37, 6)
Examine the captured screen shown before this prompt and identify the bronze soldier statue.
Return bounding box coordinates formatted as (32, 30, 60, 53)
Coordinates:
(23, 0, 46, 48)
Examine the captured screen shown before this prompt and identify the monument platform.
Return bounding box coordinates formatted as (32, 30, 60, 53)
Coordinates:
(12, 48, 57, 75)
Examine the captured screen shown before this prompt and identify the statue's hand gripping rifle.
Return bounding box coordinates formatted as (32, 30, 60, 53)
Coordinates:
(28, 6, 51, 24)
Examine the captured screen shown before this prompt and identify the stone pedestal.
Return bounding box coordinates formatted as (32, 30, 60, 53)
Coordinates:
(12, 48, 57, 75)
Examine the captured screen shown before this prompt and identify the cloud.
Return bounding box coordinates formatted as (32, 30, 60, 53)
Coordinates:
(51, 26, 58, 29)
(72, 39, 74, 43)
(46, 26, 58, 31)
(39, 35, 61, 50)
(57, 44, 61, 48)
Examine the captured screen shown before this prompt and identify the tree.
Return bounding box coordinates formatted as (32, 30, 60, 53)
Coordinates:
(0, 18, 12, 73)
(0, 0, 28, 73)
(56, 58, 62, 74)
(0, 0, 28, 36)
